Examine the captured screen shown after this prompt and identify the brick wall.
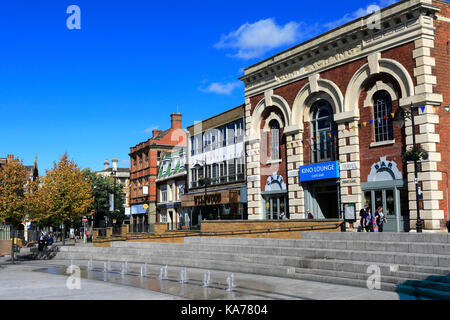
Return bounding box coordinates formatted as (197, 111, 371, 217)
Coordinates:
(0, 240, 11, 256)
(201, 220, 343, 239)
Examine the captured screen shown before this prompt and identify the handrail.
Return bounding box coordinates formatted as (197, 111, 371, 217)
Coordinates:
(95, 222, 344, 242)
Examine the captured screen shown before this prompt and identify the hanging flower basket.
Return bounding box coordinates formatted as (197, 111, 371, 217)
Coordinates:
(402, 146, 429, 162)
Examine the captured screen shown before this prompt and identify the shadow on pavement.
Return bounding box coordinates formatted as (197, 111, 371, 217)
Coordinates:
(396, 274, 450, 300)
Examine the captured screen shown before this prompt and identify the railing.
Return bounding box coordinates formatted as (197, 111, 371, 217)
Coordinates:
(110, 222, 345, 242)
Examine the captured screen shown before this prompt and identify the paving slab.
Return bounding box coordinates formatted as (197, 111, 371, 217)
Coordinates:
(0, 259, 402, 300)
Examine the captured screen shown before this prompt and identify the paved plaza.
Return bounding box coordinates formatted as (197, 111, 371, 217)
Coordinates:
(0, 257, 402, 300)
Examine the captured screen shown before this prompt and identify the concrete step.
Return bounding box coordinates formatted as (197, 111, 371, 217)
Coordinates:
(296, 257, 450, 277)
(301, 232, 450, 243)
(61, 241, 450, 268)
(110, 239, 450, 256)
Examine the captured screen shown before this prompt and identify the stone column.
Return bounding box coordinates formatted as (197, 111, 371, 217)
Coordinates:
(337, 120, 362, 222)
(286, 129, 304, 219)
(404, 106, 443, 231)
(404, 35, 444, 232)
(245, 98, 263, 220)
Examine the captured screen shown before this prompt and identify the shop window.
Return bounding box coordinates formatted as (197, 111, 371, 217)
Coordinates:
(373, 90, 394, 142)
(228, 159, 236, 181)
(269, 120, 281, 160)
(220, 162, 227, 183)
(311, 100, 334, 163)
(227, 122, 235, 145)
(236, 157, 245, 181)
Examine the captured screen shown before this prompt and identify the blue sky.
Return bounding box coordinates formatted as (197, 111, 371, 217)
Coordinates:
(0, 0, 396, 173)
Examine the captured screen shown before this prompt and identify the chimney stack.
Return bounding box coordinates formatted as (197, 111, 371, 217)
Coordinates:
(171, 112, 182, 129)
(112, 157, 118, 171)
(152, 129, 163, 137)
(104, 158, 109, 170)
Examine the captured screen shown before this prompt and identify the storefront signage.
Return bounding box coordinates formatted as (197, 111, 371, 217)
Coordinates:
(131, 204, 147, 215)
(340, 162, 358, 171)
(341, 179, 358, 185)
(299, 161, 339, 182)
(368, 157, 403, 182)
(194, 193, 222, 206)
(288, 170, 299, 178)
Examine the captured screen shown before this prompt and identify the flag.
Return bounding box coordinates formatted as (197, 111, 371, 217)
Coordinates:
(363, 122, 367, 127)
(301, 140, 304, 145)
(445, 106, 450, 112)
(391, 113, 395, 119)
(369, 120, 373, 124)
(420, 106, 425, 113)
(384, 115, 388, 120)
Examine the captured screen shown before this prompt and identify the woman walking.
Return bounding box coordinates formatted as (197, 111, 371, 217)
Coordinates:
(375, 206, 387, 232)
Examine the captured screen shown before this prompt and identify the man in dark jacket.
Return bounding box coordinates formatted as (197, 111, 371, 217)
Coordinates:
(359, 204, 369, 232)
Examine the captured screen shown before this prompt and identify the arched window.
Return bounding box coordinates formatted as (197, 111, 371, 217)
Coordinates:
(269, 120, 280, 160)
(311, 100, 334, 163)
(373, 90, 394, 142)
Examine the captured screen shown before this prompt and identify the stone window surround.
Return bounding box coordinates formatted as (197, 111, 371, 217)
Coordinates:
(364, 80, 399, 147)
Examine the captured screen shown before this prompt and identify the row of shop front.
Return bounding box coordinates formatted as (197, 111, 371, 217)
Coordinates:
(129, 158, 410, 233)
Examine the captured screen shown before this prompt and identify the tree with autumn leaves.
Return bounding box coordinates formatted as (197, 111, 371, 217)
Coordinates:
(39, 154, 93, 242)
(0, 159, 29, 227)
(0, 154, 93, 241)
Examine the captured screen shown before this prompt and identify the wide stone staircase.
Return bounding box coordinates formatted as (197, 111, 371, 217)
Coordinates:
(55, 232, 450, 299)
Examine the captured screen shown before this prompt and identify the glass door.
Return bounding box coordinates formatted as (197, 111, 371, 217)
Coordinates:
(264, 195, 287, 220)
(365, 189, 400, 232)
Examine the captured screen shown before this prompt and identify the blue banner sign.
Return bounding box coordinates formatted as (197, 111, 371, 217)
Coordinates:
(299, 161, 340, 182)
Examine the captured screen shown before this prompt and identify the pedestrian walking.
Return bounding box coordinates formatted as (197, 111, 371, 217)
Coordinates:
(38, 232, 45, 252)
(375, 206, 387, 232)
(366, 208, 374, 232)
(359, 204, 368, 232)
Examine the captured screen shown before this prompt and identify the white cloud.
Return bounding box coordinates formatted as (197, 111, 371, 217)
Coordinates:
(200, 81, 243, 95)
(215, 18, 303, 60)
(143, 126, 159, 133)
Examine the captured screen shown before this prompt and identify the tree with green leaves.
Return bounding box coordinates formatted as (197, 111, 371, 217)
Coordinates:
(83, 169, 125, 228)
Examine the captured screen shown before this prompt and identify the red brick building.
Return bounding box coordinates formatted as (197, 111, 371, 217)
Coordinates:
(241, 0, 450, 232)
(129, 113, 187, 232)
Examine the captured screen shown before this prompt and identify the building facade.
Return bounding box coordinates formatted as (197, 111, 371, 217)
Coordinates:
(97, 157, 131, 225)
(129, 113, 187, 233)
(240, 0, 450, 232)
(182, 105, 248, 227)
(156, 148, 187, 230)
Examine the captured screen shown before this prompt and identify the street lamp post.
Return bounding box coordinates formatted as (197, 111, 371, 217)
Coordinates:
(409, 106, 423, 233)
(110, 168, 117, 232)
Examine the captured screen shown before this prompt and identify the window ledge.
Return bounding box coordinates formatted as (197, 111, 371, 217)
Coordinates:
(266, 159, 282, 165)
(370, 140, 395, 148)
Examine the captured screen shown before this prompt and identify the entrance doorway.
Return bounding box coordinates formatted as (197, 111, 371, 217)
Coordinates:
(304, 181, 339, 219)
(363, 187, 409, 232)
(263, 194, 288, 220)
